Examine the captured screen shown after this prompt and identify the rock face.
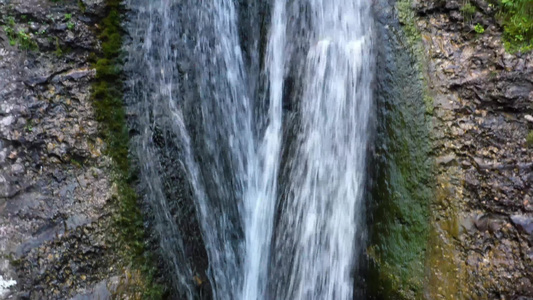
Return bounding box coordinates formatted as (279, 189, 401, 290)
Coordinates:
(0, 0, 140, 299)
(411, 0, 533, 298)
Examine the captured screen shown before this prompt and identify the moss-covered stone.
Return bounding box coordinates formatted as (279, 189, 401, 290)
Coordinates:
(396, 0, 434, 114)
(91, 1, 166, 298)
(367, 0, 467, 298)
(368, 1, 434, 298)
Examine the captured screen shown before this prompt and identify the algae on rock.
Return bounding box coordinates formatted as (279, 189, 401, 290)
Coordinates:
(368, 0, 435, 298)
(91, 0, 166, 298)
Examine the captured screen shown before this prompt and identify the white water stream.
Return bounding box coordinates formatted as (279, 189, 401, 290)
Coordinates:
(126, 0, 373, 299)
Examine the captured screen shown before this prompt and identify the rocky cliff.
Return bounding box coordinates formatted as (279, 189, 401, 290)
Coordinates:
(408, 0, 532, 298)
(0, 0, 159, 299)
(369, 0, 532, 298)
(1, 0, 531, 299)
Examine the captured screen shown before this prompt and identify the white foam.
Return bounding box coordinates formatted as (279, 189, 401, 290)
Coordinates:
(0, 275, 16, 297)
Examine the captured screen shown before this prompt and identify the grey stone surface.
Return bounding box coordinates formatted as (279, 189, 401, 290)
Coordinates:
(0, 0, 130, 298)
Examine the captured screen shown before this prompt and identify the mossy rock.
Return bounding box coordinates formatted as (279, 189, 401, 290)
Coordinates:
(89, 0, 166, 298)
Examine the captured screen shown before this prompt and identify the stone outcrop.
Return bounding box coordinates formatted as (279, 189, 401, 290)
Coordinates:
(410, 0, 533, 298)
(0, 0, 147, 298)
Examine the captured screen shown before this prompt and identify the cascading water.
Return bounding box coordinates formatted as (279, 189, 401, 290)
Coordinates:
(125, 0, 373, 299)
(269, 1, 373, 298)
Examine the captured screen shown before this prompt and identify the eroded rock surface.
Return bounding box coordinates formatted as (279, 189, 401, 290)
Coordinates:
(0, 0, 137, 298)
(412, 0, 533, 298)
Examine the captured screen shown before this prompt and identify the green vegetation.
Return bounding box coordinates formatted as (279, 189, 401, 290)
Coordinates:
(496, 0, 533, 52)
(461, 1, 477, 21)
(461, 0, 532, 52)
(527, 131, 533, 146)
(397, 0, 420, 47)
(91, 0, 165, 298)
(2, 16, 38, 50)
(3, 17, 18, 46)
(64, 13, 75, 29)
(16, 29, 37, 49)
(474, 23, 485, 34)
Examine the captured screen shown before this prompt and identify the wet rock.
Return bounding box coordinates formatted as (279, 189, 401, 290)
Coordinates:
(79, 0, 106, 17)
(510, 215, 533, 236)
(436, 153, 456, 166)
(66, 214, 91, 231)
(24, 76, 49, 87)
(0, 0, 132, 297)
(70, 278, 112, 300)
(459, 213, 477, 234)
(413, 0, 533, 297)
(16, 223, 65, 257)
(61, 68, 94, 81)
(444, 1, 461, 10)
(474, 214, 507, 233)
(11, 163, 24, 175)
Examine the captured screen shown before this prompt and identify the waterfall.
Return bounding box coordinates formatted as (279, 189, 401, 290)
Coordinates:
(125, 0, 373, 299)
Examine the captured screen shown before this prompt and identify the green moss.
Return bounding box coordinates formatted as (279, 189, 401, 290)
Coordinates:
(527, 131, 533, 147)
(369, 119, 432, 299)
(396, 0, 434, 114)
(91, 1, 166, 298)
(379, 1, 471, 299)
(397, 0, 420, 47)
(367, 1, 437, 298)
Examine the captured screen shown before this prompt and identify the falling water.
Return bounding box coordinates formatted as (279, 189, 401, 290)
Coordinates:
(269, 1, 373, 299)
(125, 0, 373, 299)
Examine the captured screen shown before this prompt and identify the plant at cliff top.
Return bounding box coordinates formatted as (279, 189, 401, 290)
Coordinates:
(527, 131, 533, 147)
(497, 0, 533, 52)
(474, 23, 485, 34)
